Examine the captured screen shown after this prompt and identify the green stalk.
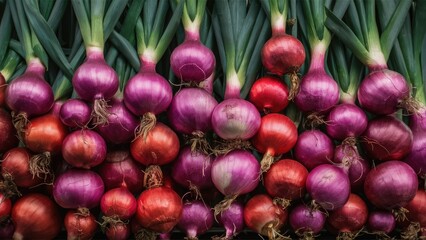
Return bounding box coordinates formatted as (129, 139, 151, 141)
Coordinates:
(71, 0, 92, 48)
(269, 0, 288, 35)
(0, 50, 22, 82)
(182, 0, 207, 39)
(0, 2, 12, 64)
(12, 0, 36, 63)
(90, 0, 105, 49)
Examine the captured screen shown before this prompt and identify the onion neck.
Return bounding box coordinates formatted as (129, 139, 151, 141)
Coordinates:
(224, 71, 241, 99)
(271, 14, 286, 37)
(184, 29, 200, 41)
(366, 47, 387, 72)
(307, 41, 327, 73)
(139, 56, 157, 73)
(26, 58, 46, 76)
(86, 46, 105, 61)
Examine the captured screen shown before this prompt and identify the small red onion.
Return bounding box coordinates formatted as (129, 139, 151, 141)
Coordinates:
(64, 209, 98, 240)
(289, 203, 326, 236)
(0, 109, 18, 153)
(177, 200, 214, 239)
(294, 130, 334, 170)
(101, 187, 137, 220)
(367, 211, 396, 236)
(326, 103, 368, 141)
(217, 201, 245, 239)
(404, 189, 426, 228)
(0, 193, 12, 220)
(105, 222, 131, 240)
(249, 76, 289, 113)
(0, 219, 14, 239)
(59, 98, 91, 128)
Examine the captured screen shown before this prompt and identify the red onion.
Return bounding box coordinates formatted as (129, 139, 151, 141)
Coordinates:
(101, 187, 137, 220)
(325, 103, 368, 141)
(362, 115, 413, 161)
(289, 203, 326, 237)
(404, 189, 426, 229)
(251, 114, 298, 172)
(248, 76, 289, 113)
(0, 109, 18, 153)
(364, 161, 418, 212)
(306, 164, 350, 210)
(0, 219, 14, 239)
(0, 193, 11, 220)
(62, 129, 107, 168)
(105, 222, 131, 240)
(216, 201, 245, 239)
(367, 211, 396, 236)
(357, 69, 409, 115)
(294, 130, 334, 170)
(177, 200, 214, 239)
(97, 150, 144, 194)
(53, 168, 104, 209)
(59, 99, 91, 128)
(64, 209, 98, 240)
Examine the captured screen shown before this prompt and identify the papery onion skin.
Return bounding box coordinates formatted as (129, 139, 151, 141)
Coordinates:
(1, 147, 42, 187)
(217, 201, 245, 239)
(289, 203, 326, 235)
(11, 193, 61, 240)
(326, 103, 368, 141)
(64, 209, 98, 240)
(364, 161, 418, 210)
(367, 211, 396, 235)
(249, 76, 289, 113)
(294, 130, 334, 170)
(177, 200, 214, 239)
(62, 129, 107, 168)
(0, 109, 18, 153)
(59, 99, 91, 128)
(0, 193, 12, 220)
(357, 69, 409, 115)
(53, 169, 104, 209)
(404, 189, 426, 228)
(362, 115, 413, 161)
(130, 122, 180, 166)
(168, 88, 218, 134)
(264, 159, 308, 200)
(100, 187, 137, 220)
(211, 99, 261, 140)
(306, 164, 350, 210)
(105, 222, 131, 240)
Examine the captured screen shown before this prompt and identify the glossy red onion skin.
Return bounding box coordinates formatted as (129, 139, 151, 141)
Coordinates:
(357, 69, 409, 115)
(261, 34, 305, 75)
(0, 109, 18, 153)
(105, 222, 131, 240)
(96, 98, 139, 145)
(251, 113, 298, 158)
(97, 150, 144, 194)
(364, 161, 418, 210)
(170, 40, 215, 83)
(404, 189, 426, 228)
(217, 201, 245, 239)
(0, 73, 5, 107)
(362, 116, 413, 161)
(5, 61, 54, 118)
(177, 200, 214, 238)
(294, 130, 334, 170)
(289, 203, 326, 235)
(168, 88, 218, 134)
(249, 76, 289, 113)
(64, 209, 98, 240)
(211, 99, 261, 140)
(53, 169, 105, 209)
(72, 48, 119, 101)
(367, 211, 396, 235)
(306, 164, 351, 210)
(62, 129, 107, 168)
(326, 103, 368, 140)
(0, 193, 12, 220)
(171, 147, 213, 190)
(264, 159, 308, 200)
(211, 150, 260, 196)
(59, 99, 91, 128)
(101, 187, 137, 220)
(1, 147, 42, 187)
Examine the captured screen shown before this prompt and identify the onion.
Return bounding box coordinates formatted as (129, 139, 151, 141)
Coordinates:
(0, 193, 11, 221)
(405, 109, 426, 178)
(62, 129, 107, 168)
(248, 76, 289, 113)
(404, 189, 426, 229)
(364, 161, 418, 214)
(289, 203, 326, 238)
(294, 130, 334, 170)
(357, 69, 409, 115)
(59, 99, 91, 128)
(105, 222, 131, 240)
(64, 209, 98, 240)
(97, 150, 144, 194)
(100, 187, 137, 220)
(327, 193, 368, 238)
(243, 194, 288, 239)
(0, 218, 14, 239)
(325, 103, 368, 141)
(0, 73, 5, 107)
(306, 164, 351, 210)
(130, 122, 180, 166)
(0, 109, 18, 153)
(367, 211, 396, 236)
(216, 201, 245, 239)
(362, 115, 413, 161)
(53, 168, 104, 209)
(11, 193, 61, 240)
(177, 200, 214, 239)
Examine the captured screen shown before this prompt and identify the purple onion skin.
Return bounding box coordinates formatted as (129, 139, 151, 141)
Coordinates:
(96, 98, 139, 145)
(211, 150, 260, 196)
(211, 99, 261, 140)
(362, 115, 413, 162)
(367, 211, 396, 235)
(358, 69, 409, 115)
(217, 201, 245, 239)
(5, 60, 53, 117)
(0, 219, 14, 239)
(306, 164, 351, 210)
(72, 48, 119, 101)
(53, 168, 105, 209)
(171, 147, 214, 190)
(326, 103, 368, 141)
(168, 88, 218, 135)
(405, 108, 426, 177)
(59, 99, 91, 128)
(294, 130, 334, 170)
(177, 200, 214, 239)
(289, 203, 326, 235)
(170, 40, 215, 83)
(364, 161, 418, 210)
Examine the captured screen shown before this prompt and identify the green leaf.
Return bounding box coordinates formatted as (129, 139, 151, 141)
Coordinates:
(110, 30, 140, 70)
(9, 40, 26, 59)
(345, 1, 364, 45)
(147, 0, 169, 49)
(235, 2, 259, 71)
(331, 0, 351, 19)
(32, 39, 49, 68)
(143, 0, 158, 45)
(354, 0, 368, 48)
(0, 2, 12, 64)
(301, 0, 317, 45)
(413, 0, 426, 56)
(71, 0, 92, 47)
(47, 0, 68, 31)
(230, 0, 246, 41)
(312, 0, 324, 40)
(39, 0, 55, 20)
(104, 0, 129, 39)
(90, 0, 106, 48)
(212, 10, 227, 73)
(119, 0, 144, 38)
(214, 0, 236, 71)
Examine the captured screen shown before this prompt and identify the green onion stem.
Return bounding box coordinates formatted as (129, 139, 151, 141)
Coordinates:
(0, 50, 22, 82)
(182, 0, 207, 40)
(90, 0, 105, 49)
(269, 0, 288, 36)
(71, 0, 92, 49)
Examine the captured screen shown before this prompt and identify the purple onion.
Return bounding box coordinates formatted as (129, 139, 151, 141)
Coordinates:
(294, 130, 334, 170)
(306, 164, 350, 210)
(0, 219, 14, 239)
(170, 40, 216, 83)
(405, 108, 426, 178)
(289, 203, 326, 236)
(168, 88, 218, 134)
(358, 69, 409, 115)
(362, 115, 413, 162)
(171, 147, 214, 190)
(367, 211, 396, 235)
(177, 200, 214, 239)
(217, 201, 245, 239)
(53, 168, 105, 209)
(59, 99, 91, 128)
(211, 99, 261, 140)
(326, 103, 368, 141)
